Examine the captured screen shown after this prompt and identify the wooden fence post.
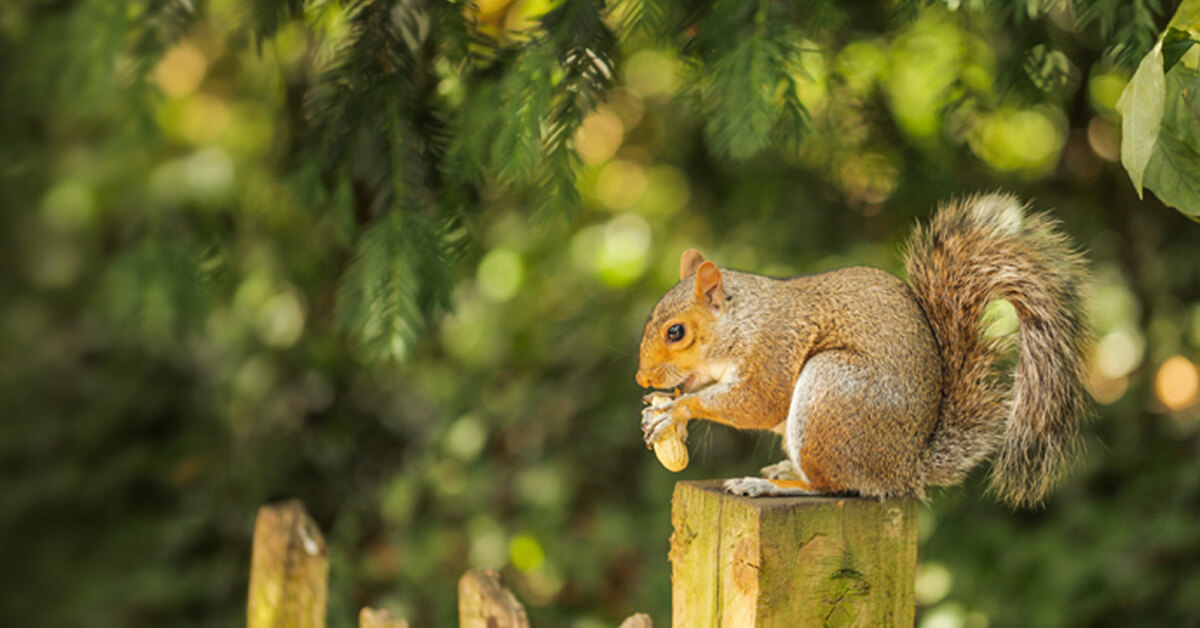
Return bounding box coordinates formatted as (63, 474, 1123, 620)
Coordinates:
(247, 499, 329, 628)
(670, 481, 917, 627)
(458, 568, 531, 628)
(359, 607, 409, 628)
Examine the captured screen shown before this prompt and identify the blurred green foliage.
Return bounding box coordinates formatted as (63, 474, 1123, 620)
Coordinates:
(3, 1, 1200, 627)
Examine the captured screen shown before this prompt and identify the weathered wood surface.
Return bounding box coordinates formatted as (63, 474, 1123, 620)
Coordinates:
(247, 499, 330, 628)
(618, 612, 655, 627)
(458, 568, 531, 628)
(359, 607, 409, 628)
(670, 480, 917, 627)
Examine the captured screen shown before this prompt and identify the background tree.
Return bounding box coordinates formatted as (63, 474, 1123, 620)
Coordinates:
(2, 0, 1200, 626)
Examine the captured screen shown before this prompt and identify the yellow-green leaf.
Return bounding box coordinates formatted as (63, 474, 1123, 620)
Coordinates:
(1168, 0, 1200, 37)
(1116, 41, 1166, 198)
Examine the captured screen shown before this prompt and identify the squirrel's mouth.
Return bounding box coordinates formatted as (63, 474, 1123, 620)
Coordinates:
(645, 373, 699, 396)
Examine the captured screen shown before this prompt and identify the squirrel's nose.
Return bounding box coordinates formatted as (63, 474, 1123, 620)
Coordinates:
(635, 369, 650, 389)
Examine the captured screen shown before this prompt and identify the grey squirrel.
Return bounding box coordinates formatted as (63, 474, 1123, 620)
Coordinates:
(636, 194, 1092, 506)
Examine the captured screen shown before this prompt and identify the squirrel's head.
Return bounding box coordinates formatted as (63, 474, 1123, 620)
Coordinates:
(636, 249, 730, 392)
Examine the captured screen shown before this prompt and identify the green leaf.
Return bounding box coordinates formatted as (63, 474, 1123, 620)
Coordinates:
(1142, 133, 1200, 217)
(1140, 51, 1200, 217)
(1162, 28, 1196, 73)
(1184, 74, 1200, 127)
(1116, 40, 1166, 198)
(1162, 51, 1200, 154)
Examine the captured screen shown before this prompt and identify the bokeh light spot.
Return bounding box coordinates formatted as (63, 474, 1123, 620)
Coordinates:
(508, 534, 545, 572)
(1156, 355, 1200, 411)
(599, 214, 651, 286)
(920, 602, 965, 628)
(444, 415, 488, 461)
(575, 107, 624, 165)
(793, 44, 829, 115)
(968, 108, 1066, 176)
(982, 299, 1018, 338)
(1088, 367, 1128, 405)
(595, 160, 648, 210)
(254, 289, 306, 348)
(467, 516, 508, 569)
(1088, 70, 1128, 119)
(625, 50, 680, 99)
(179, 94, 232, 145)
(1096, 327, 1145, 379)
(915, 562, 953, 605)
(477, 247, 525, 302)
(835, 40, 887, 95)
(154, 40, 208, 98)
(41, 181, 96, 231)
(636, 165, 690, 216)
(1087, 116, 1120, 161)
(186, 147, 234, 200)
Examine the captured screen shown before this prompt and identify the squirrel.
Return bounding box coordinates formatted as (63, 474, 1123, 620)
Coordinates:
(635, 194, 1092, 506)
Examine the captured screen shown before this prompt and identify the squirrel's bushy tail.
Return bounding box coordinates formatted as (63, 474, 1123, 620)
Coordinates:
(904, 194, 1092, 507)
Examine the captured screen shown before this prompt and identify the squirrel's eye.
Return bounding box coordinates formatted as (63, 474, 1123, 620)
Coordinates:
(666, 323, 685, 342)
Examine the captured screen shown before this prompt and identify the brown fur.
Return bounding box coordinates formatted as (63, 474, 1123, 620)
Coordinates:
(904, 194, 1092, 506)
(636, 194, 1092, 506)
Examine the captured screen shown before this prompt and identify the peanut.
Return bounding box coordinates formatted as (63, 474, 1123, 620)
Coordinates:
(653, 423, 689, 472)
(643, 388, 687, 472)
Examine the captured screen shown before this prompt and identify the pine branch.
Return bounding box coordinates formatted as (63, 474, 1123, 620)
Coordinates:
(335, 210, 460, 361)
(489, 46, 557, 185)
(99, 240, 211, 346)
(535, 0, 617, 219)
(451, 0, 616, 219)
(610, 0, 674, 43)
(1072, 0, 1167, 66)
(130, 0, 202, 62)
(301, 0, 467, 361)
(245, 0, 305, 46)
(698, 21, 811, 159)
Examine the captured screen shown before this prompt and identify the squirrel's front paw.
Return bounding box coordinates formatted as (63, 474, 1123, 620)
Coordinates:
(640, 401, 678, 446)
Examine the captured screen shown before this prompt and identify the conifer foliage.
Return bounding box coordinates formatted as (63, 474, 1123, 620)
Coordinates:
(3, 0, 1180, 357)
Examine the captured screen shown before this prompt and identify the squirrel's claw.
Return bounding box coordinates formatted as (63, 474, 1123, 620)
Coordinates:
(641, 404, 676, 447)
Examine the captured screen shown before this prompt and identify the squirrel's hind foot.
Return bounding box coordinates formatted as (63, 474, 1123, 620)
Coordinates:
(723, 477, 822, 497)
(760, 459, 803, 480)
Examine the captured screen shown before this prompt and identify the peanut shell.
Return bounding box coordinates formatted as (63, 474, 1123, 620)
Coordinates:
(653, 423, 689, 472)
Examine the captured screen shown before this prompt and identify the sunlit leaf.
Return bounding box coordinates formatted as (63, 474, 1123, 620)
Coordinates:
(1141, 50, 1200, 218)
(1116, 40, 1165, 197)
(1168, 0, 1200, 35)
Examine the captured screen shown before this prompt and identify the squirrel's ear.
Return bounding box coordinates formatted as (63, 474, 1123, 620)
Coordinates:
(680, 249, 706, 281)
(694, 261, 725, 310)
